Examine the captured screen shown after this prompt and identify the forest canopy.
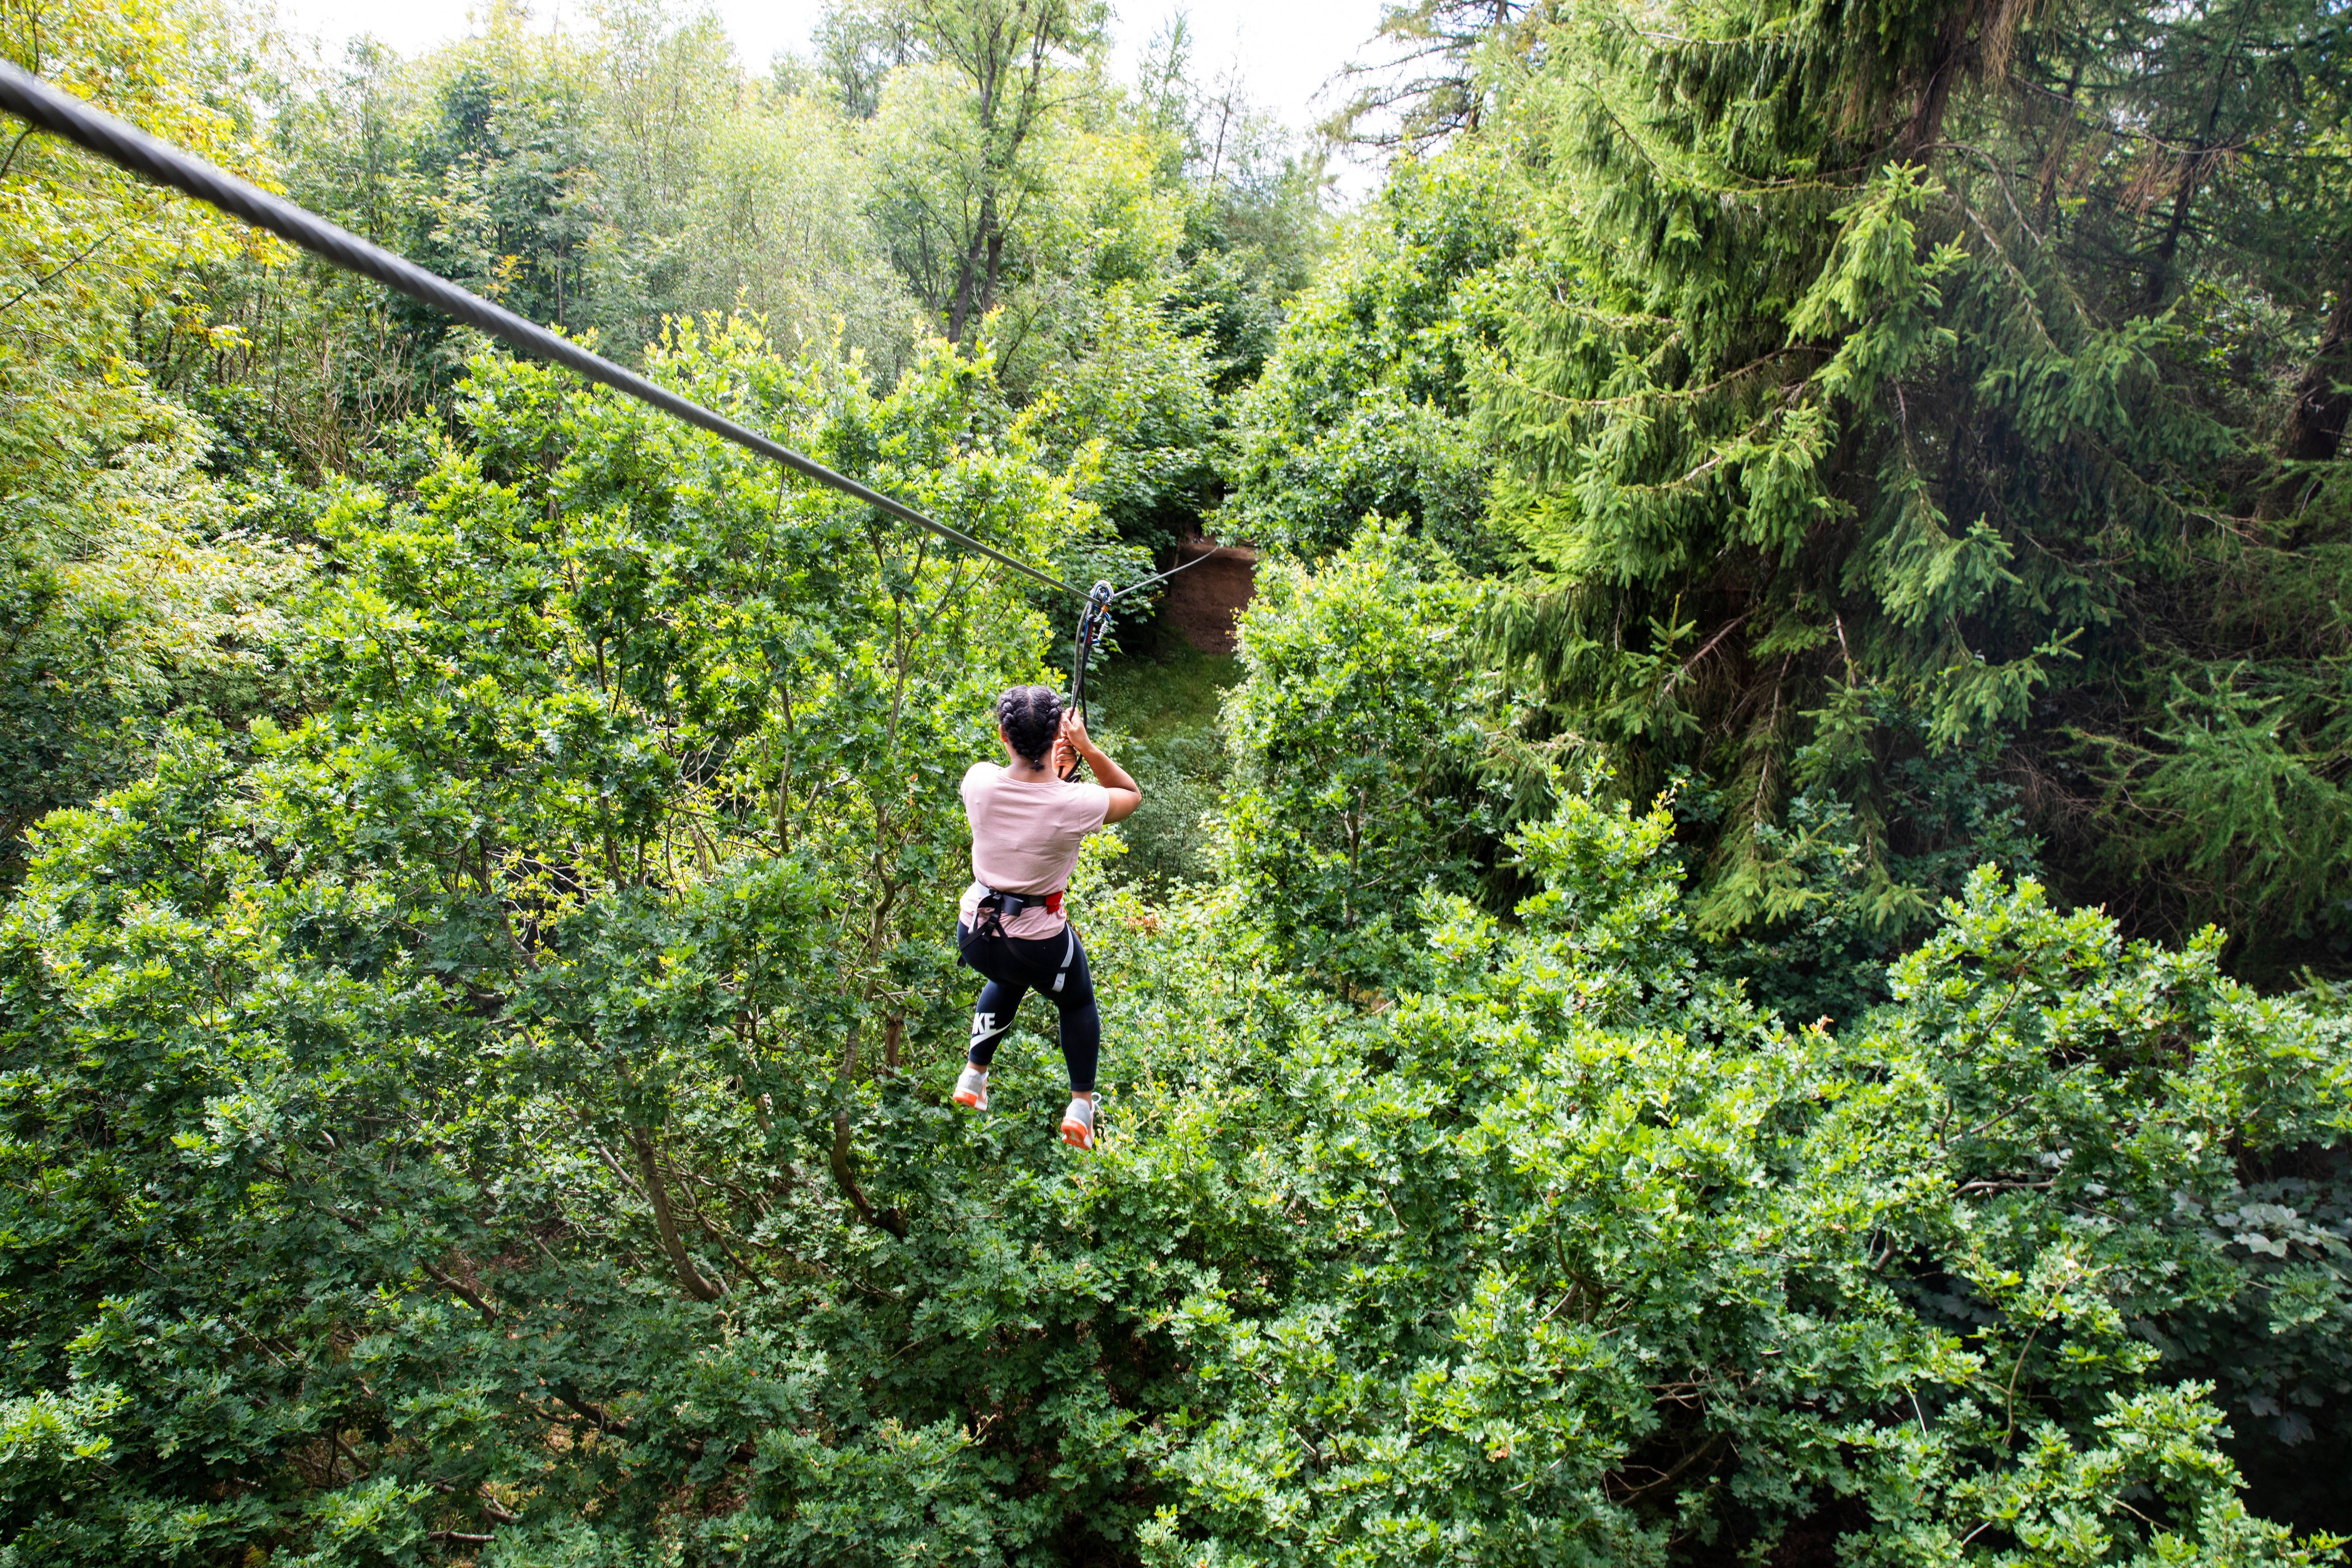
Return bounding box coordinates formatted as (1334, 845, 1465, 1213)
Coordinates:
(2, 0, 2351, 1563)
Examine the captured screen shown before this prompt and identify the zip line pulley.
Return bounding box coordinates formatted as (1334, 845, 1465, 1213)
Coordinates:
(1058, 581, 1114, 781)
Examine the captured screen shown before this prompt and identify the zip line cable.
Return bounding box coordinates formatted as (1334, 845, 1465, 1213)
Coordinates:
(0, 55, 1248, 766)
(1108, 542, 1225, 600)
(0, 58, 1133, 603)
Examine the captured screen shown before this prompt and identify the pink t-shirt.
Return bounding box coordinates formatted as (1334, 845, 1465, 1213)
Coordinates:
(957, 762, 1111, 939)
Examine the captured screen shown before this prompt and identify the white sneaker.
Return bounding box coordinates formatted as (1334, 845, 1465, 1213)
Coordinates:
(1060, 1093, 1098, 1151)
(953, 1064, 989, 1111)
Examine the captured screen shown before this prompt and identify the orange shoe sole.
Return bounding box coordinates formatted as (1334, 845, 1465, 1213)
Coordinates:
(1059, 1118, 1093, 1150)
(954, 1090, 985, 1110)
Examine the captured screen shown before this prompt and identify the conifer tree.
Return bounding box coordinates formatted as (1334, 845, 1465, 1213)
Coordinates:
(1474, 0, 2352, 966)
(1327, 0, 1554, 152)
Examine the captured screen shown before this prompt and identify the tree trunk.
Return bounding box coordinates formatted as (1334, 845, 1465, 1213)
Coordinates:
(947, 189, 998, 344)
(2144, 22, 2244, 312)
(2266, 276, 2352, 519)
(628, 1126, 723, 1301)
(979, 223, 1006, 323)
(1899, 0, 1990, 158)
(2142, 169, 2198, 313)
(2282, 285, 2352, 467)
(825, 1019, 908, 1237)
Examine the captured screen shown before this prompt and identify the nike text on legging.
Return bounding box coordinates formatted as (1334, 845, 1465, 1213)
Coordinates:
(957, 920, 1099, 1093)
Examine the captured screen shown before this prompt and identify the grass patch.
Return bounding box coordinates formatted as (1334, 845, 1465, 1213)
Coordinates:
(1089, 639, 1240, 740)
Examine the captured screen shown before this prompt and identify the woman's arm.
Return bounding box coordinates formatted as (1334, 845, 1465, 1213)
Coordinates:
(1059, 715, 1142, 824)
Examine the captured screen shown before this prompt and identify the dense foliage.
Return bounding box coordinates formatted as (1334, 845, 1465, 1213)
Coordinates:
(4, 0, 2352, 1561)
(1465, 0, 2352, 975)
(0, 0, 305, 869)
(8, 472, 2351, 1555)
(1220, 160, 1510, 569)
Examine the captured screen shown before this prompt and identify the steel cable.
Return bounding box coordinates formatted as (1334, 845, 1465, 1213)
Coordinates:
(1106, 539, 1228, 601)
(0, 58, 1091, 600)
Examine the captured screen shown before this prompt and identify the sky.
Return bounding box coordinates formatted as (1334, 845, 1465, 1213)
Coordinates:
(270, 0, 1391, 149)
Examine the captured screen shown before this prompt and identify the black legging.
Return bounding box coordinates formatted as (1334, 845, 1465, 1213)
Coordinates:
(957, 920, 1099, 1093)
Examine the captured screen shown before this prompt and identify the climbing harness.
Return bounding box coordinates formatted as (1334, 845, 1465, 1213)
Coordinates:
(0, 60, 1219, 624)
(967, 885, 1062, 939)
(961, 889, 1078, 995)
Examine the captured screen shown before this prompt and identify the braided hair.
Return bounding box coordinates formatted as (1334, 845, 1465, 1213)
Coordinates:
(996, 685, 1062, 769)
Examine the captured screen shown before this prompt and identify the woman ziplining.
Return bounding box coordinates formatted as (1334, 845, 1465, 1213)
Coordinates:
(0, 61, 1215, 1144)
(952, 687, 1141, 1151)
